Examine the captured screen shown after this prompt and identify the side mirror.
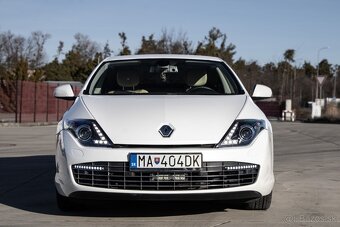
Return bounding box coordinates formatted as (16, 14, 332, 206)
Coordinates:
(252, 84, 272, 100)
(54, 84, 76, 100)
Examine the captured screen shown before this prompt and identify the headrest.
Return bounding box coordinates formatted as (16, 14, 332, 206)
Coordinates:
(116, 70, 139, 88)
(186, 69, 207, 87)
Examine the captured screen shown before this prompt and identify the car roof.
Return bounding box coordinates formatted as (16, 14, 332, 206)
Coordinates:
(103, 54, 224, 62)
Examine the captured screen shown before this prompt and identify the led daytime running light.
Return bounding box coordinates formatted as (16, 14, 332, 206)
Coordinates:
(92, 123, 109, 145)
(223, 122, 239, 145)
(73, 165, 104, 171)
(226, 165, 258, 170)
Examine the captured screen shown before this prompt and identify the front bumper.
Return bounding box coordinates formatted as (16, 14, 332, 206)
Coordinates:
(55, 129, 274, 199)
(69, 190, 261, 201)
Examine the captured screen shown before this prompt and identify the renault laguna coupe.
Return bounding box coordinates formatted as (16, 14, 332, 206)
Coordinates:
(54, 54, 274, 211)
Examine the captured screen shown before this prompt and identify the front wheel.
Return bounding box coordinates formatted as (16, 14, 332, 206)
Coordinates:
(244, 192, 272, 210)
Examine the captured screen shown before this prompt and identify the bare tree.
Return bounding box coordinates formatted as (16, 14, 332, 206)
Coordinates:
(136, 29, 193, 55)
(72, 33, 100, 60)
(0, 31, 26, 68)
(26, 31, 51, 68)
(155, 29, 192, 54)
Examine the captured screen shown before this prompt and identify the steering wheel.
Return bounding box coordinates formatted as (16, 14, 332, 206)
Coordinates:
(187, 86, 217, 94)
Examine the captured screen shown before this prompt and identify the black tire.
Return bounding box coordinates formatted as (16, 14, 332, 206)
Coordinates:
(244, 192, 272, 210)
(56, 190, 74, 211)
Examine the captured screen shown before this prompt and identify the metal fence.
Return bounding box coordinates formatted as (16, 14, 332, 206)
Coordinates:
(255, 101, 282, 119)
(14, 81, 81, 123)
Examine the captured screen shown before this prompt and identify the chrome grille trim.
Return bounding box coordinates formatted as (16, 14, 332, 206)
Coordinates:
(72, 162, 259, 190)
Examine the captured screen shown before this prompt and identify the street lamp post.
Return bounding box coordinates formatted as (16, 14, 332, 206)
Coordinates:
(316, 47, 329, 100)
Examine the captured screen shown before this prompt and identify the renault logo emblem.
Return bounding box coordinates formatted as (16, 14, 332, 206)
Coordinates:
(159, 124, 174, 137)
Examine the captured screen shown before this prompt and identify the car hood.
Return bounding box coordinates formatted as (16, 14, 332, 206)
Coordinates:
(81, 95, 247, 145)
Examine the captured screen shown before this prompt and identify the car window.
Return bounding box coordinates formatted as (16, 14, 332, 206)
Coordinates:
(87, 59, 243, 95)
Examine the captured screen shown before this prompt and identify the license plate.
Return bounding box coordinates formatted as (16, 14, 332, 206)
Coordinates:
(129, 153, 202, 170)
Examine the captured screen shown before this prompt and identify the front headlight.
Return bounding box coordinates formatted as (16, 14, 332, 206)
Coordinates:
(217, 119, 266, 147)
(63, 119, 113, 147)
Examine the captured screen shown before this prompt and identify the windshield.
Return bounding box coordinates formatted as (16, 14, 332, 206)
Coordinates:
(86, 59, 244, 95)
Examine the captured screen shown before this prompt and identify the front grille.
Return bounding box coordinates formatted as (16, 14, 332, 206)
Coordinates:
(113, 144, 216, 148)
(72, 162, 259, 191)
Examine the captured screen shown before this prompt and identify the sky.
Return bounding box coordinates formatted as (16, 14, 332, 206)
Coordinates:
(0, 0, 339, 66)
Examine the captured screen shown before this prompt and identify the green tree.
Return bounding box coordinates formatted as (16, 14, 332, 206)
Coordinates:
(53, 33, 102, 82)
(44, 58, 72, 81)
(195, 27, 236, 65)
(29, 68, 45, 81)
(136, 34, 158, 54)
(318, 59, 332, 77)
(277, 49, 295, 102)
(103, 41, 111, 58)
(118, 32, 131, 55)
(262, 62, 279, 96)
(283, 49, 295, 63)
(303, 61, 316, 77)
(56, 41, 64, 59)
(15, 57, 28, 80)
(62, 50, 93, 82)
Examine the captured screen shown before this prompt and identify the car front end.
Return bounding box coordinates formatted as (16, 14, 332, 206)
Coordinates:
(54, 55, 274, 210)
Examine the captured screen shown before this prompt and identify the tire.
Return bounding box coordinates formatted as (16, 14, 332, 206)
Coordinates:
(56, 190, 75, 211)
(244, 192, 272, 210)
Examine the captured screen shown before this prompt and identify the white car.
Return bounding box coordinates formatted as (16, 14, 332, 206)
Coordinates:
(54, 54, 274, 211)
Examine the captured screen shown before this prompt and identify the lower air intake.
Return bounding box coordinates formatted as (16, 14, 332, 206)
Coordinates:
(72, 162, 259, 191)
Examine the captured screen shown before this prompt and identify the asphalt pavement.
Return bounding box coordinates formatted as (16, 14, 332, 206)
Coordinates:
(0, 122, 339, 226)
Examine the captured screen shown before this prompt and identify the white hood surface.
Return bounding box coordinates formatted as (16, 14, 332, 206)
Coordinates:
(81, 95, 246, 145)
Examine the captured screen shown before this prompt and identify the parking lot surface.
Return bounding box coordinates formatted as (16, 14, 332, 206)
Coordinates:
(0, 122, 339, 226)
